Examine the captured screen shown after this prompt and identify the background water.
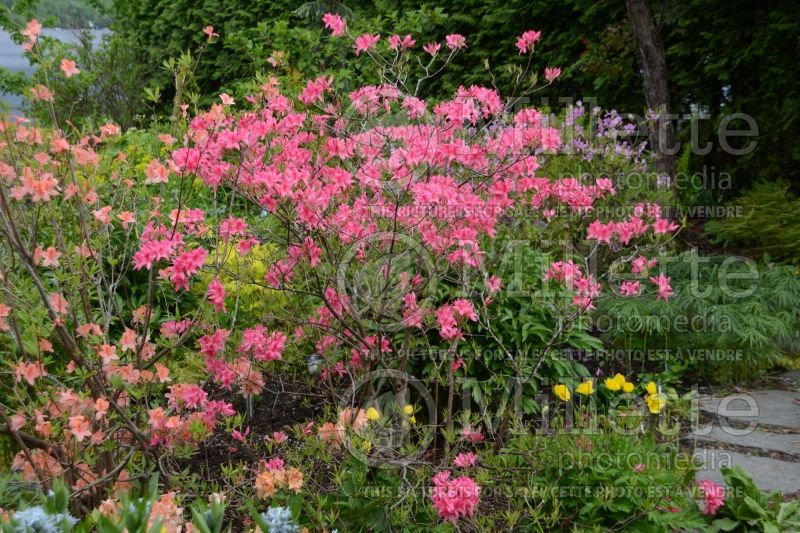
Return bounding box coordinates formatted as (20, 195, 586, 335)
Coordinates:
(0, 28, 107, 111)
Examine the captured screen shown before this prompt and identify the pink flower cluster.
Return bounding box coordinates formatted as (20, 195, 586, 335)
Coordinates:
(545, 260, 601, 310)
(453, 452, 478, 468)
(586, 203, 677, 246)
(516, 30, 541, 54)
(435, 299, 478, 340)
(431, 471, 480, 522)
(697, 479, 725, 515)
(149, 383, 234, 447)
(322, 13, 346, 36)
(239, 326, 287, 362)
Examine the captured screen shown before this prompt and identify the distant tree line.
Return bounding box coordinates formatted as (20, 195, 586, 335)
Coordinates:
(1, 0, 110, 28)
(3, 0, 798, 196)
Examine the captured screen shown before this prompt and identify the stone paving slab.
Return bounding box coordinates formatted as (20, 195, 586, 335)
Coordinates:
(698, 390, 800, 430)
(693, 448, 800, 494)
(685, 426, 800, 456)
(776, 369, 800, 383)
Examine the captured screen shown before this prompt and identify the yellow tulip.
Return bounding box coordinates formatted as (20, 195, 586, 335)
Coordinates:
(645, 381, 658, 396)
(575, 380, 594, 396)
(403, 404, 414, 415)
(622, 381, 634, 393)
(409, 416, 416, 424)
(366, 407, 380, 421)
(553, 384, 571, 402)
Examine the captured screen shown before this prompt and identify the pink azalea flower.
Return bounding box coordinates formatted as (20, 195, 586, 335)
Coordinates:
(423, 42, 441, 56)
(587, 219, 614, 244)
(264, 457, 285, 471)
(203, 25, 219, 40)
(322, 13, 346, 36)
(445, 34, 467, 50)
(631, 255, 657, 274)
(388, 34, 415, 51)
(231, 427, 251, 442)
(354, 33, 380, 55)
(653, 217, 679, 234)
(454, 452, 478, 468)
(649, 273, 673, 301)
(485, 275, 502, 294)
(697, 479, 725, 515)
(619, 280, 641, 297)
(207, 277, 226, 312)
(431, 471, 480, 522)
(545, 67, 561, 82)
(462, 425, 484, 442)
(267, 431, 288, 444)
(516, 30, 541, 54)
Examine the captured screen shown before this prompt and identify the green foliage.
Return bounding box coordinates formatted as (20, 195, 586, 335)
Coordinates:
(21, 31, 154, 129)
(597, 252, 800, 383)
(485, 426, 706, 531)
(705, 181, 800, 265)
(708, 466, 800, 533)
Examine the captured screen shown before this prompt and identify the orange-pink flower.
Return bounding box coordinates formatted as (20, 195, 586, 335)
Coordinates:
(0, 303, 10, 331)
(144, 159, 169, 184)
(76, 322, 102, 338)
(21, 19, 42, 43)
(69, 414, 92, 442)
(30, 84, 54, 102)
(96, 343, 118, 364)
(40, 246, 61, 267)
(94, 397, 109, 419)
(14, 361, 48, 385)
(117, 211, 135, 230)
(286, 467, 304, 492)
(60, 59, 80, 77)
(203, 25, 219, 40)
(48, 293, 68, 314)
(255, 470, 276, 499)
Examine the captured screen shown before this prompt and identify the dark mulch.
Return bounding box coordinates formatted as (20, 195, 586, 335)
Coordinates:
(170, 373, 329, 485)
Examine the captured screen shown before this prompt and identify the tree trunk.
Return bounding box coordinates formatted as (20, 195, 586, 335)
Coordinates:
(626, 0, 676, 181)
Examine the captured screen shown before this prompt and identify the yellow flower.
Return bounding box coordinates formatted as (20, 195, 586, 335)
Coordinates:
(409, 416, 416, 424)
(360, 439, 372, 453)
(575, 380, 594, 396)
(553, 384, 570, 402)
(622, 381, 634, 393)
(604, 373, 625, 392)
(403, 404, 414, 415)
(645, 381, 658, 396)
(366, 407, 380, 421)
(646, 394, 666, 414)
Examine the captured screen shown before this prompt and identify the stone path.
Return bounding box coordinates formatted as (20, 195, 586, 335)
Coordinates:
(683, 371, 800, 495)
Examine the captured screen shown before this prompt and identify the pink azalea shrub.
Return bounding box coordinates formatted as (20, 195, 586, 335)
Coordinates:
(0, 16, 681, 525)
